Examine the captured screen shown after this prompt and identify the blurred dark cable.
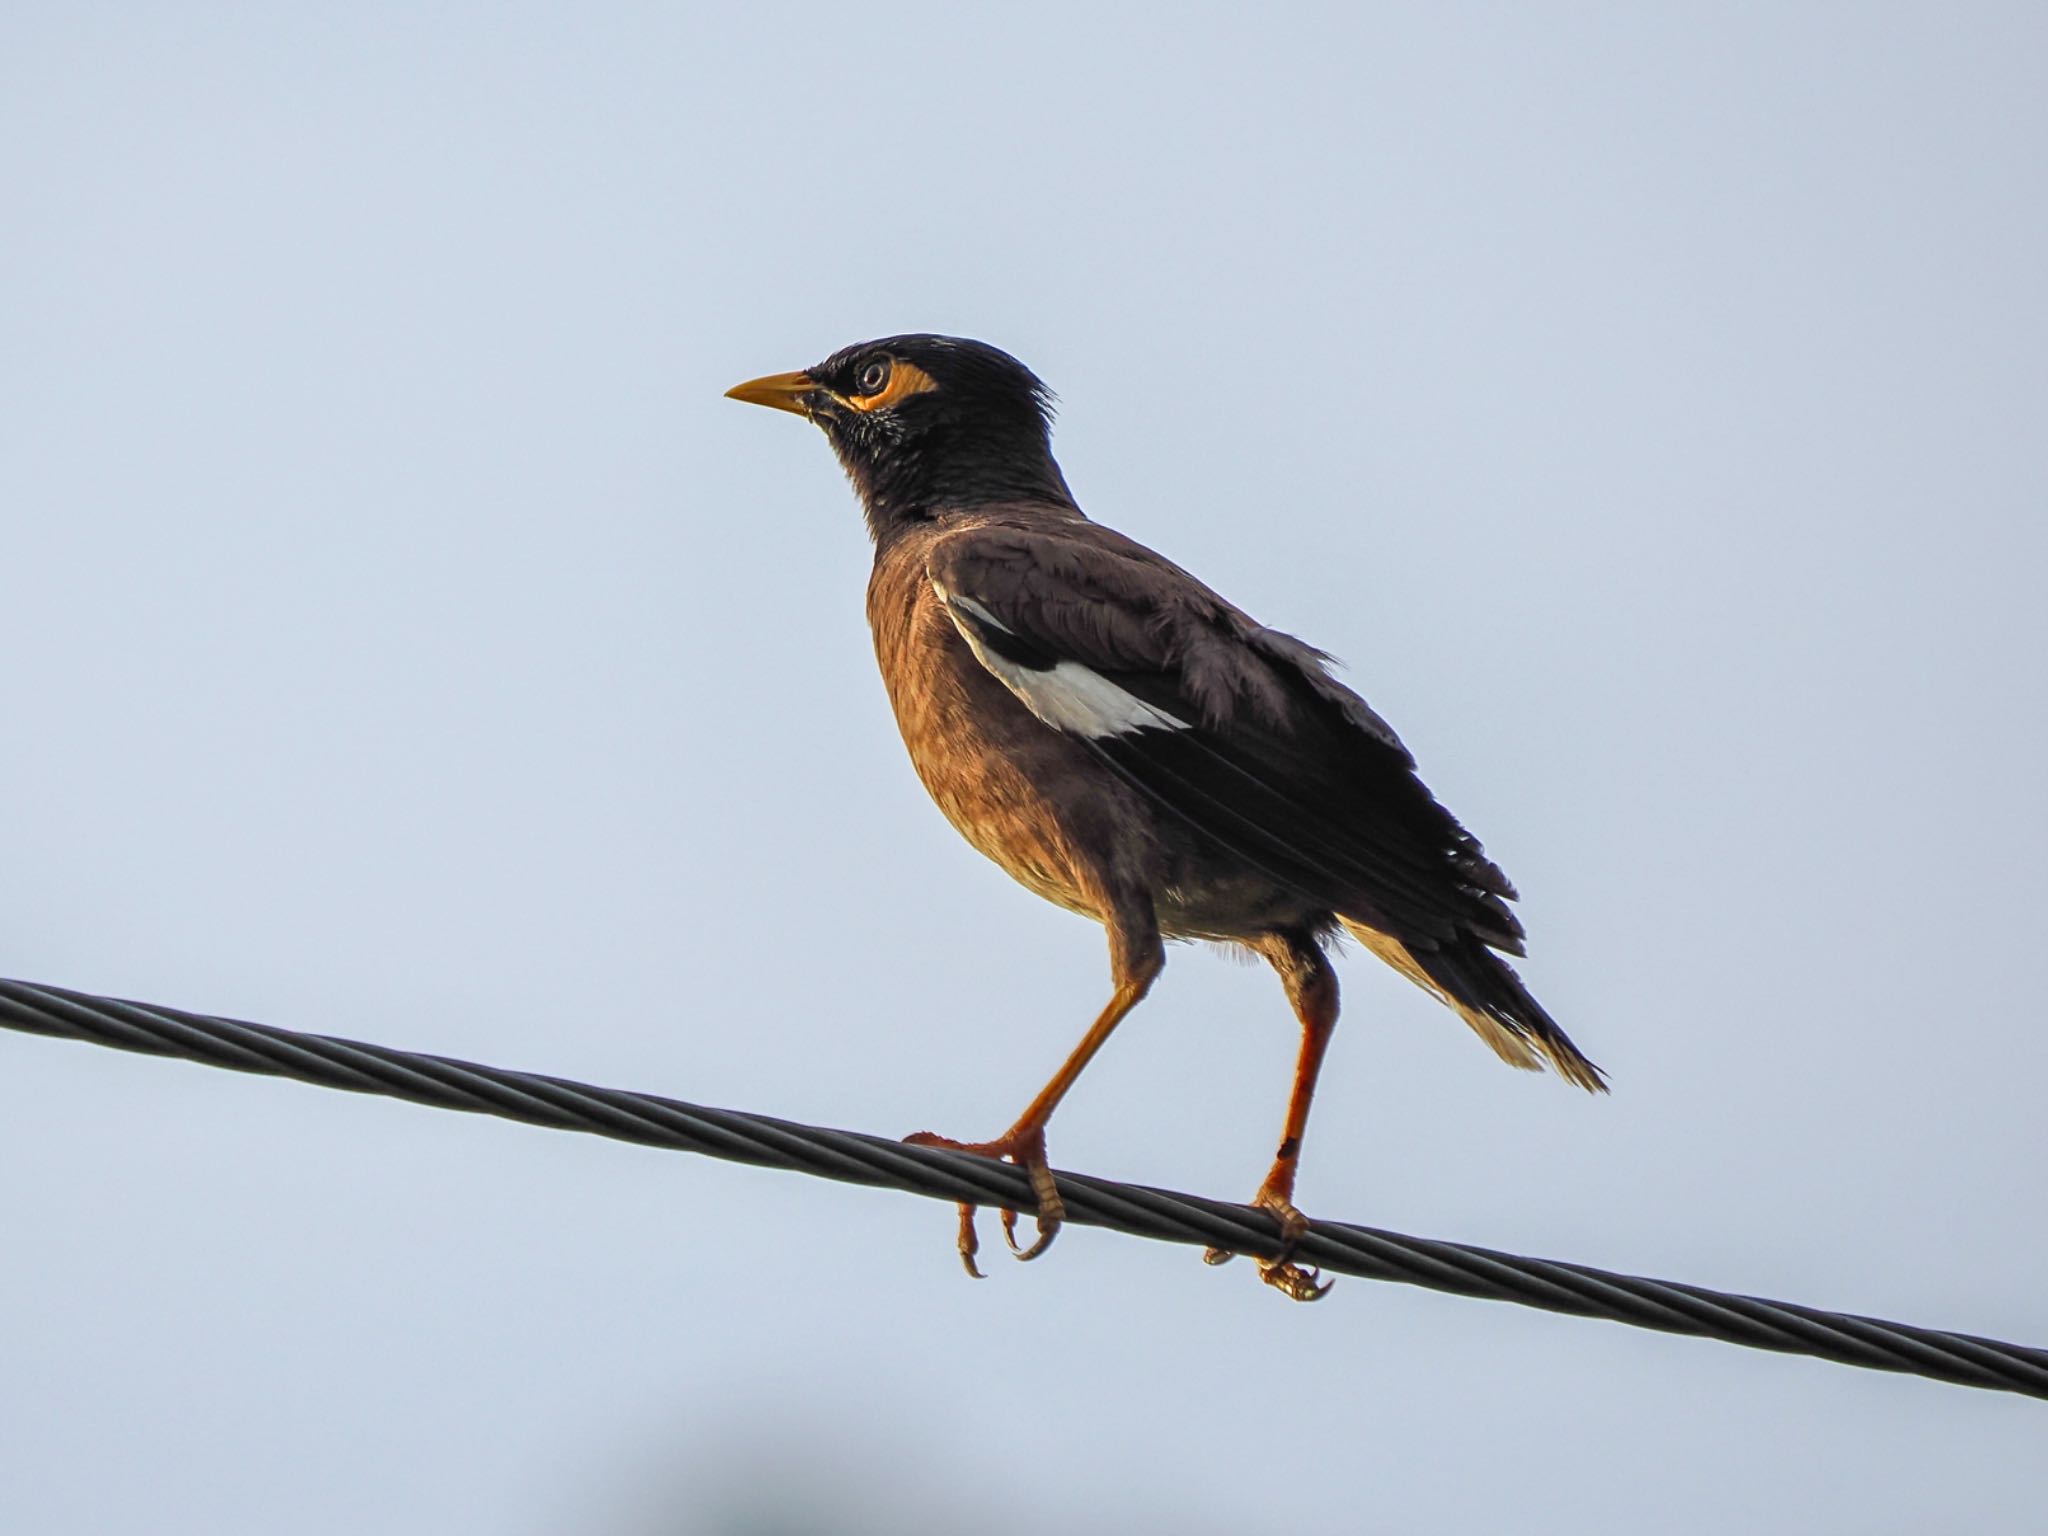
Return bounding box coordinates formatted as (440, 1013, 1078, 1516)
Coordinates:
(4, 975, 2043, 1401)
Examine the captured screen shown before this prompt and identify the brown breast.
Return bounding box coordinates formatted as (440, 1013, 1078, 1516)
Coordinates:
(865, 526, 1149, 923)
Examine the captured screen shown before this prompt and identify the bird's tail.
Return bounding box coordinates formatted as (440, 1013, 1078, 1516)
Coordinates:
(1339, 918, 1608, 1092)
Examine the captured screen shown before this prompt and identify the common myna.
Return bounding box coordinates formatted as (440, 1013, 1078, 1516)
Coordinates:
(728, 335, 1603, 1300)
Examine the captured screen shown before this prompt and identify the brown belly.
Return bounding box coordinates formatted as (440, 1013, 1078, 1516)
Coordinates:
(871, 589, 1112, 919)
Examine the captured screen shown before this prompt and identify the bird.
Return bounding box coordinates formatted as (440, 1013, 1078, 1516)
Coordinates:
(726, 334, 1604, 1300)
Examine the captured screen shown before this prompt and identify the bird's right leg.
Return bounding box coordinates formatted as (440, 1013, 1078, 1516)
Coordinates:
(907, 898, 1162, 1276)
(1203, 929, 1339, 1301)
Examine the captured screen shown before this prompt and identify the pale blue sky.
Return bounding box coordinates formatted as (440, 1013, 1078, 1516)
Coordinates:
(4, 6, 2045, 1532)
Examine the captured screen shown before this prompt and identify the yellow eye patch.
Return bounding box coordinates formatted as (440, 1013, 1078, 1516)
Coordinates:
(843, 359, 941, 413)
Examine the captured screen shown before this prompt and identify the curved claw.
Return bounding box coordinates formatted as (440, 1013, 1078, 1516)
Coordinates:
(1000, 1155, 1063, 1260)
(956, 1202, 986, 1280)
(1001, 1209, 1060, 1263)
(1002, 1204, 1056, 1260)
(1258, 1259, 1333, 1302)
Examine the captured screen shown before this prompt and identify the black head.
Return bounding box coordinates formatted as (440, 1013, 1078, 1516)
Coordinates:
(726, 334, 1075, 539)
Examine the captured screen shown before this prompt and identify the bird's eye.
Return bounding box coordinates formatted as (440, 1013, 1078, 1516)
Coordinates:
(856, 358, 892, 395)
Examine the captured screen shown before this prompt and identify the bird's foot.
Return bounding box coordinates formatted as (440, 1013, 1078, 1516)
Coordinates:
(1203, 1187, 1332, 1303)
(902, 1124, 1062, 1278)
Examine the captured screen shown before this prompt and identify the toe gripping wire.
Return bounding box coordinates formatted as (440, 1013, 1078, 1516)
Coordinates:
(3, 975, 2045, 1402)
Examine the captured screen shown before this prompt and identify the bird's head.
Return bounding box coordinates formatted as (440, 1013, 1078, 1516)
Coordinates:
(726, 334, 1075, 538)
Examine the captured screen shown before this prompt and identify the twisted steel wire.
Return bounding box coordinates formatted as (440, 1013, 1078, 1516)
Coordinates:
(4, 975, 2043, 1401)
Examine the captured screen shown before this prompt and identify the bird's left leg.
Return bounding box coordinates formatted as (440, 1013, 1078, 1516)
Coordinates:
(1204, 930, 1338, 1301)
(907, 896, 1163, 1276)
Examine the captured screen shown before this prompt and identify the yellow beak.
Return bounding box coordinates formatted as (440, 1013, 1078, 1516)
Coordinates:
(724, 370, 819, 417)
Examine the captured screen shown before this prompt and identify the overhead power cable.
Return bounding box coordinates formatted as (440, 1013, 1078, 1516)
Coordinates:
(3, 975, 2042, 1401)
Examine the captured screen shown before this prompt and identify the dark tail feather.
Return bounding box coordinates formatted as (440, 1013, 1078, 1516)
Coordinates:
(1340, 919, 1608, 1092)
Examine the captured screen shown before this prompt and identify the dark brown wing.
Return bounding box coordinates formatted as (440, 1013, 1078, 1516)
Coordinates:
(926, 516, 1525, 954)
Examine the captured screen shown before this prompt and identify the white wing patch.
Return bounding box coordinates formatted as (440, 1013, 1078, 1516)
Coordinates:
(934, 582, 1190, 740)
